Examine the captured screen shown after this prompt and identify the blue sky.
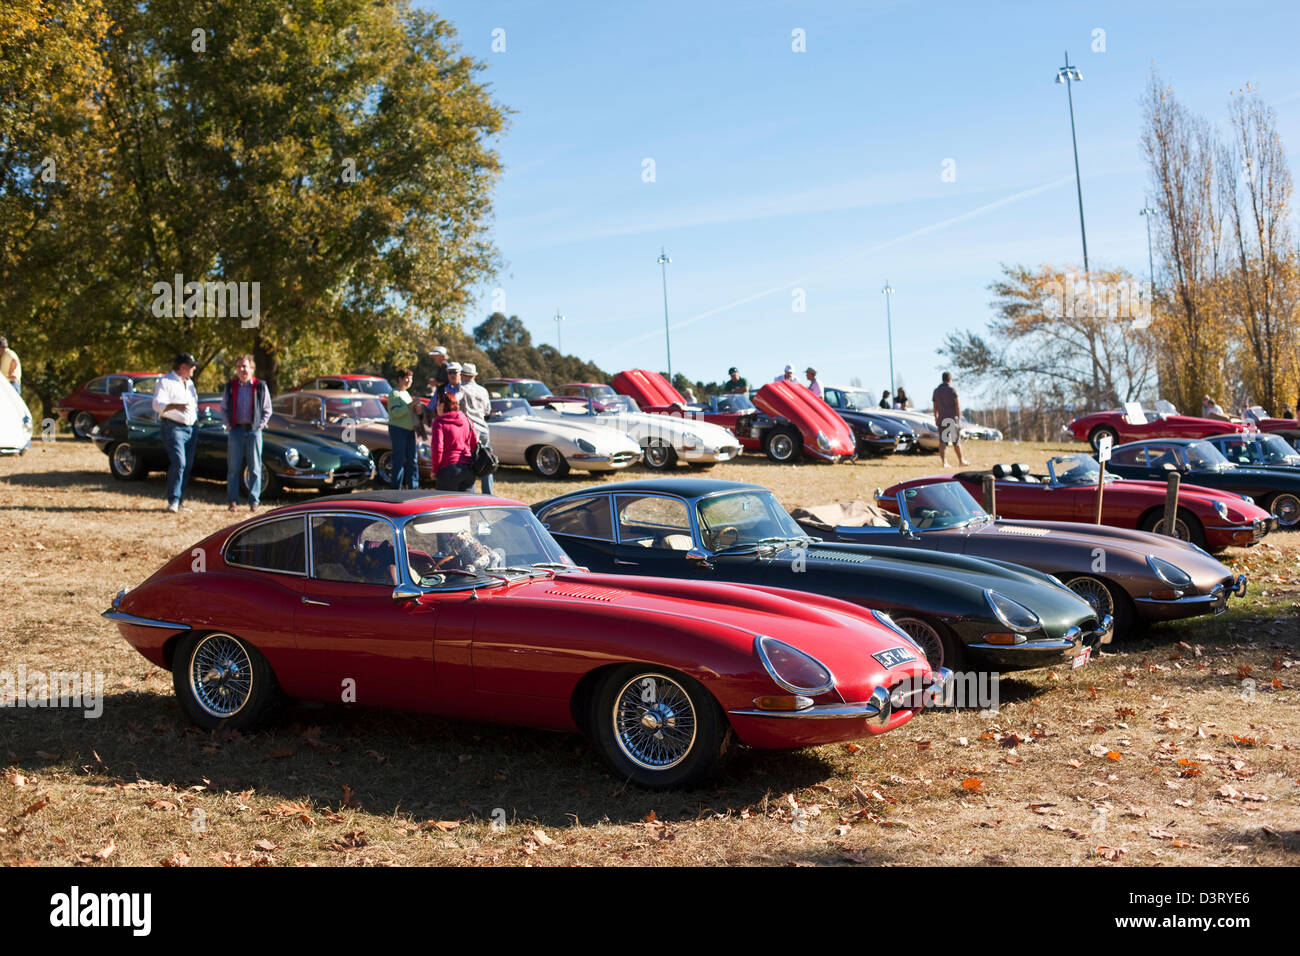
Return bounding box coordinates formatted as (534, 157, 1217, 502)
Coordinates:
(423, 0, 1300, 404)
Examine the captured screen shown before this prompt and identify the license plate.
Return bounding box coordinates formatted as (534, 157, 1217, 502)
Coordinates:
(1072, 646, 1091, 669)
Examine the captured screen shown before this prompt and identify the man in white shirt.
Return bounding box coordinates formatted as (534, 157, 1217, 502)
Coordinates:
(458, 363, 494, 494)
(152, 352, 199, 512)
(0, 336, 20, 392)
(773, 364, 797, 383)
(805, 367, 822, 399)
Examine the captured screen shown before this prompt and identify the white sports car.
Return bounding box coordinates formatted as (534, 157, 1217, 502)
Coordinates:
(543, 396, 742, 469)
(486, 398, 642, 477)
(873, 407, 1002, 447)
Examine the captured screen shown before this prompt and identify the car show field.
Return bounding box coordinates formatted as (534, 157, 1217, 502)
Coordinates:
(2, 437, 1296, 867)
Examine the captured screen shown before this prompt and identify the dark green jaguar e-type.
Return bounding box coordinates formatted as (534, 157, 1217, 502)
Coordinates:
(92, 394, 374, 497)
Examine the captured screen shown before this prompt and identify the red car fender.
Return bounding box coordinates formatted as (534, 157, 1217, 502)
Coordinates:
(752, 381, 855, 459)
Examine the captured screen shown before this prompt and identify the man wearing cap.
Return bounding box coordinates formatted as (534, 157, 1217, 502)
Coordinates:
(0, 337, 20, 393)
(459, 363, 494, 494)
(152, 353, 200, 512)
(220, 354, 273, 513)
(804, 367, 822, 399)
(429, 346, 450, 390)
(723, 367, 748, 395)
(773, 364, 797, 383)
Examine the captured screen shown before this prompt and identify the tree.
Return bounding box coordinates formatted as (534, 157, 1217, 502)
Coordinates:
(472, 312, 608, 385)
(940, 264, 1156, 409)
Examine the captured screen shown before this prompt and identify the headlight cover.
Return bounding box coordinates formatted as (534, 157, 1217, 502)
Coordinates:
(869, 421, 886, 436)
(283, 447, 300, 467)
(1213, 501, 1229, 519)
(355, 443, 370, 459)
(681, 432, 703, 448)
(816, 430, 831, 452)
(985, 589, 1041, 633)
(755, 635, 835, 696)
(574, 438, 597, 454)
(1147, 555, 1193, 588)
(871, 610, 925, 656)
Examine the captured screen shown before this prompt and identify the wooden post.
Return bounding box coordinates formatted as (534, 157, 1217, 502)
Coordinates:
(1093, 459, 1106, 523)
(1163, 472, 1181, 537)
(982, 474, 996, 516)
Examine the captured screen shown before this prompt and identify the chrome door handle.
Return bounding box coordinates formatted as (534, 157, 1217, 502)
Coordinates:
(613, 559, 638, 566)
(301, 596, 330, 606)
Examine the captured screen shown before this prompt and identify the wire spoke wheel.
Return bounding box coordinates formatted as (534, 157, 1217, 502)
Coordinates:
(1148, 516, 1191, 541)
(1271, 493, 1300, 528)
(535, 445, 564, 476)
(767, 430, 796, 462)
(643, 440, 674, 469)
(1065, 576, 1115, 618)
(73, 412, 97, 439)
(188, 633, 254, 718)
(893, 617, 945, 669)
(111, 443, 136, 476)
(612, 673, 697, 771)
(376, 451, 393, 485)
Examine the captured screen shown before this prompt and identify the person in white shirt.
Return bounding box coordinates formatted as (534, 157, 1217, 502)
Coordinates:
(152, 352, 199, 512)
(458, 363, 494, 494)
(773, 364, 797, 383)
(804, 367, 822, 399)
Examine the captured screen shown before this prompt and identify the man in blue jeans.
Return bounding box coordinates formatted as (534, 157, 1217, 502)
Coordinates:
(221, 354, 273, 512)
(152, 353, 199, 512)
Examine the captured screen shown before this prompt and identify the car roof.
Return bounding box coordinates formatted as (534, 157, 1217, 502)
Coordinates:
(1115, 438, 1199, 447)
(93, 371, 161, 379)
(312, 373, 385, 380)
(541, 477, 768, 501)
(287, 388, 385, 399)
(483, 377, 541, 384)
(273, 489, 526, 517)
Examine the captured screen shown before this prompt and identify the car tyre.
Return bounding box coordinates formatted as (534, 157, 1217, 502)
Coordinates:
(1264, 492, 1300, 529)
(892, 616, 964, 671)
(172, 631, 279, 731)
(641, 439, 678, 470)
(1139, 507, 1207, 549)
(764, 426, 802, 463)
(375, 450, 394, 486)
(1087, 425, 1119, 452)
(529, 444, 570, 478)
(72, 411, 98, 440)
(1063, 574, 1137, 640)
(240, 463, 282, 500)
(589, 665, 731, 789)
(107, 441, 148, 481)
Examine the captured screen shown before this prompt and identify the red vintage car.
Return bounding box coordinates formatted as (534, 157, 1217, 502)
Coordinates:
(883, 454, 1274, 552)
(103, 490, 946, 788)
(1242, 405, 1300, 446)
(612, 369, 762, 450)
(1065, 401, 1247, 451)
(55, 371, 163, 439)
(751, 380, 856, 462)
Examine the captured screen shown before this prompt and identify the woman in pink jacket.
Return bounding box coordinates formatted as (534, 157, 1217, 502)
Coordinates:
(428, 390, 479, 491)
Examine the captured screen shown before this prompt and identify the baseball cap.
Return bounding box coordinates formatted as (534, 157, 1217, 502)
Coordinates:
(174, 352, 197, 367)
(783, 364, 793, 373)
(806, 366, 816, 374)
(461, 362, 477, 376)
(431, 346, 448, 356)
(728, 366, 738, 374)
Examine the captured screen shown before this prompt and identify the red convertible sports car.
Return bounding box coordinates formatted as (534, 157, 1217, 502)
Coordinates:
(892, 453, 1274, 552)
(1065, 401, 1247, 451)
(104, 490, 947, 788)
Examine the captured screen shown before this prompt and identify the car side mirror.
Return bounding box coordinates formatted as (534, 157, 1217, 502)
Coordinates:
(392, 584, 422, 601)
(685, 551, 713, 570)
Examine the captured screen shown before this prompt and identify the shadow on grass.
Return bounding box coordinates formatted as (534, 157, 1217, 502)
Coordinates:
(0, 693, 840, 827)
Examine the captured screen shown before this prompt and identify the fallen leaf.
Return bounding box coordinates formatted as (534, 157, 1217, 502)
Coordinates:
(961, 777, 983, 792)
(530, 829, 555, 846)
(253, 839, 278, 852)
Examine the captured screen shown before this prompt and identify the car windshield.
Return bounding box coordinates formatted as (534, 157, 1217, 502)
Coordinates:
(603, 395, 639, 413)
(899, 482, 989, 530)
(1154, 399, 1179, 416)
(1049, 454, 1105, 485)
(711, 394, 754, 413)
(1254, 434, 1300, 464)
(324, 397, 386, 422)
(511, 381, 552, 400)
(839, 389, 876, 411)
(403, 506, 573, 586)
(1184, 440, 1231, 471)
(489, 398, 534, 419)
(357, 379, 391, 396)
(695, 491, 807, 551)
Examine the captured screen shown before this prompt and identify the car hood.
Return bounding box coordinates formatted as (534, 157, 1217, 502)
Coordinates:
(612, 369, 687, 408)
(585, 410, 738, 446)
(492, 416, 642, 451)
(753, 382, 855, 454)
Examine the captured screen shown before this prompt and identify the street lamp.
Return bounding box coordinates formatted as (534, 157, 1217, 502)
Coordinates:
(657, 248, 673, 382)
(1055, 51, 1089, 273)
(882, 281, 895, 396)
(1139, 204, 1157, 286)
(553, 308, 565, 353)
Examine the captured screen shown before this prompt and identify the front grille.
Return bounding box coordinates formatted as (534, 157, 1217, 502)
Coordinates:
(611, 452, 638, 464)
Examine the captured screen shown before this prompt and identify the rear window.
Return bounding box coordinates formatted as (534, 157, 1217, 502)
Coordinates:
(225, 518, 308, 575)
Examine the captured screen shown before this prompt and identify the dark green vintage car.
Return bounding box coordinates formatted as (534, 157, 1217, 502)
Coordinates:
(533, 478, 1111, 673)
(91, 394, 375, 497)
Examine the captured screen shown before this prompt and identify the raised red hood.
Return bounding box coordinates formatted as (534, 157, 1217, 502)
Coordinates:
(753, 381, 855, 460)
(613, 369, 686, 409)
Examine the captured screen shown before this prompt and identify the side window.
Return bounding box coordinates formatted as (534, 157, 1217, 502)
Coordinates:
(615, 495, 693, 550)
(86, 377, 109, 394)
(225, 518, 307, 574)
(1145, 444, 1181, 471)
(298, 397, 323, 422)
(824, 389, 841, 408)
(132, 376, 160, 394)
(1108, 445, 1147, 467)
(272, 395, 295, 415)
(537, 495, 614, 541)
(106, 377, 129, 397)
(311, 515, 397, 585)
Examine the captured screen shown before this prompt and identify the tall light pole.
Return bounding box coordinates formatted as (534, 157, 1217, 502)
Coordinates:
(882, 281, 895, 396)
(553, 308, 565, 354)
(1056, 52, 1089, 273)
(657, 248, 673, 382)
(1139, 204, 1157, 286)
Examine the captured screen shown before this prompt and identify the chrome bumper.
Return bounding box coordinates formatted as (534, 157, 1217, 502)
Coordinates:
(728, 668, 953, 722)
(968, 615, 1111, 654)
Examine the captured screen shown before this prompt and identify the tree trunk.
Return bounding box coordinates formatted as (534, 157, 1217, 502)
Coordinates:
(253, 332, 280, 395)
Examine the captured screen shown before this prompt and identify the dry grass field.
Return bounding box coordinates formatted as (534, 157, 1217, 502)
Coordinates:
(1, 436, 1297, 867)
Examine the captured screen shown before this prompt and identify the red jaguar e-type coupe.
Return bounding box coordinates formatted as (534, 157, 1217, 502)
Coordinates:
(1065, 401, 1247, 451)
(104, 490, 947, 788)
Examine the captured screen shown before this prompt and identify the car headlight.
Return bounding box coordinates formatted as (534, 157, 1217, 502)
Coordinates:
(755, 635, 835, 695)
(1147, 555, 1193, 588)
(355, 443, 370, 459)
(283, 447, 300, 467)
(1213, 501, 1229, 519)
(869, 421, 886, 436)
(871, 610, 925, 656)
(816, 430, 831, 451)
(574, 437, 597, 454)
(1241, 494, 1254, 505)
(984, 590, 1041, 633)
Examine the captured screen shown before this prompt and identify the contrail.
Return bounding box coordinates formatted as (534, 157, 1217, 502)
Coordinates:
(617, 175, 1074, 348)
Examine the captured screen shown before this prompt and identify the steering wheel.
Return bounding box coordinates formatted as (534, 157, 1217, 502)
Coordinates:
(711, 526, 740, 550)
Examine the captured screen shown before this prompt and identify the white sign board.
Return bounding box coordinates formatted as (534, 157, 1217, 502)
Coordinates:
(1096, 434, 1113, 462)
(1123, 401, 1147, 426)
